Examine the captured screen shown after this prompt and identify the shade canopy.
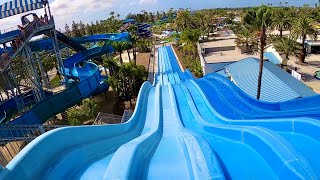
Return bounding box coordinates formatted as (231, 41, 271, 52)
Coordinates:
(0, 0, 47, 19)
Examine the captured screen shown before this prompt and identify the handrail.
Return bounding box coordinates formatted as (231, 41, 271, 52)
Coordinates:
(0, 18, 54, 73)
(147, 45, 155, 82)
(0, 26, 19, 34)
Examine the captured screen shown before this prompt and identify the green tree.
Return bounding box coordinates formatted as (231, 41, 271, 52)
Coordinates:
(195, 12, 210, 39)
(243, 6, 273, 100)
(136, 39, 152, 53)
(273, 35, 299, 64)
(291, 15, 318, 63)
(112, 41, 127, 64)
(272, 8, 291, 38)
(175, 10, 194, 31)
(103, 54, 118, 76)
(71, 21, 81, 37)
(67, 98, 97, 125)
(108, 63, 147, 103)
(235, 27, 257, 51)
(180, 29, 201, 59)
(79, 21, 86, 36)
(123, 41, 133, 62)
(127, 25, 139, 63)
(64, 23, 71, 36)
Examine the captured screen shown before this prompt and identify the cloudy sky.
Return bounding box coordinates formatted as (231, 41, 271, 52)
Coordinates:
(0, 0, 317, 31)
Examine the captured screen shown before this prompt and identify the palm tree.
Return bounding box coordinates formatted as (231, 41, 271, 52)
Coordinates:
(273, 36, 299, 65)
(127, 25, 139, 63)
(291, 15, 318, 64)
(130, 34, 139, 64)
(272, 8, 291, 38)
(180, 28, 201, 59)
(243, 6, 272, 100)
(112, 41, 126, 64)
(103, 55, 118, 76)
(175, 9, 193, 31)
(123, 41, 133, 63)
(235, 27, 257, 51)
(181, 28, 201, 46)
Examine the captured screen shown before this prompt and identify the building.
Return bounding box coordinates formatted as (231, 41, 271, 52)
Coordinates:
(217, 57, 316, 102)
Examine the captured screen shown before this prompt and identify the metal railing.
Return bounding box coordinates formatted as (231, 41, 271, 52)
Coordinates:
(147, 46, 156, 82)
(197, 42, 206, 75)
(94, 112, 123, 124)
(94, 110, 133, 125)
(0, 124, 64, 167)
(0, 26, 19, 34)
(0, 18, 55, 73)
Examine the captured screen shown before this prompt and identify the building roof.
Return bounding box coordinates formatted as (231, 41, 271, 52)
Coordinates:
(264, 52, 281, 65)
(216, 69, 228, 77)
(0, 0, 45, 19)
(224, 57, 316, 102)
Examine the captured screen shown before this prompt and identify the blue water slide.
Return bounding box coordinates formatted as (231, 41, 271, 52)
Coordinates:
(200, 73, 320, 118)
(2, 33, 129, 125)
(2, 46, 320, 179)
(0, 82, 154, 179)
(29, 33, 128, 52)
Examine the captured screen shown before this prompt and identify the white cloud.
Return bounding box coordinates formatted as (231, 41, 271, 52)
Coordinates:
(139, 0, 158, 4)
(50, 0, 115, 28)
(0, 0, 117, 30)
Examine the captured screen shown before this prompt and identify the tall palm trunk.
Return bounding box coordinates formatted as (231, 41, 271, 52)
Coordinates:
(257, 27, 266, 100)
(133, 48, 137, 65)
(127, 50, 131, 63)
(119, 53, 123, 64)
(299, 35, 306, 64)
(280, 26, 283, 38)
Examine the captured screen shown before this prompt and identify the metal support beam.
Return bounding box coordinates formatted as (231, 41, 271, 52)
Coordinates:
(23, 45, 46, 103)
(35, 53, 51, 89)
(51, 30, 68, 88)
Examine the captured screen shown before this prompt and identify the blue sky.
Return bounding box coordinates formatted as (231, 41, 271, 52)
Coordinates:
(0, 0, 318, 30)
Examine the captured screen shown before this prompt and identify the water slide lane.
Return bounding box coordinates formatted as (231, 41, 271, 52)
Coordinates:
(162, 46, 280, 177)
(183, 80, 320, 177)
(175, 82, 317, 179)
(204, 73, 320, 115)
(172, 84, 276, 179)
(200, 76, 320, 119)
(148, 84, 224, 179)
(147, 85, 190, 179)
(160, 46, 318, 178)
(101, 85, 161, 179)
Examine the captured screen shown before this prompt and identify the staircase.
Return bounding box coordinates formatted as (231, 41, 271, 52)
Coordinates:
(0, 19, 54, 73)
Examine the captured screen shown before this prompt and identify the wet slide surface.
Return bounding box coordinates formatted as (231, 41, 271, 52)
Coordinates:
(1, 46, 320, 179)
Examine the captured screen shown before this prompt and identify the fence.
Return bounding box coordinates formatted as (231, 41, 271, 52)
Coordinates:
(0, 124, 64, 167)
(94, 109, 133, 125)
(0, 17, 54, 73)
(147, 46, 156, 83)
(197, 43, 206, 75)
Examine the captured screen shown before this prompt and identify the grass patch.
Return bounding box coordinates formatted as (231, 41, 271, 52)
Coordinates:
(50, 74, 62, 88)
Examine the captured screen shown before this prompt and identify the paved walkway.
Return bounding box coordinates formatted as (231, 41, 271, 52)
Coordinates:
(287, 54, 320, 93)
(148, 47, 158, 84)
